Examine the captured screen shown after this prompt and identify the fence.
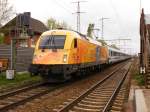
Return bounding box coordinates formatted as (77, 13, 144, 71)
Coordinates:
(0, 44, 34, 72)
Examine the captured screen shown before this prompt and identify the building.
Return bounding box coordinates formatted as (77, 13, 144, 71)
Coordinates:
(0, 12, 48, 47)
(140, 9, 150, 88)
(140, 9, 150, 73)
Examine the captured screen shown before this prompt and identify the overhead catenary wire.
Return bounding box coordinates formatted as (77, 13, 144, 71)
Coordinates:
(107, 0, 124, 37)
(108, 0, 133, 54)
(50, 0, 75, 29)
(52, 0, 73, 14)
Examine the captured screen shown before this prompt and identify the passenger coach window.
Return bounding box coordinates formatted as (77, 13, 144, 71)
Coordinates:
(111, 51, 113, 56)
(39, 35, 66, 49)
(109, 50, 111, 56)
(74, 39, 77, 48)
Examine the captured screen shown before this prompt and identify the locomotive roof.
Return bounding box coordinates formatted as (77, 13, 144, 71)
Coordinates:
(87, 37, 102, 46)
(42, 29, 102, 46)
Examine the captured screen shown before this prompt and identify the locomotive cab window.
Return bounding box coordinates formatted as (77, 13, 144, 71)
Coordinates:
(74, 38, 77, 48)
(39, 35, 66, 49)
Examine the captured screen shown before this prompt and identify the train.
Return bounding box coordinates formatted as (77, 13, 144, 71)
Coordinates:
(28, 29, 130, 81)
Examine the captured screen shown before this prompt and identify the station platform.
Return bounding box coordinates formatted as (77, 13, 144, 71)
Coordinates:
(126, 86, 150, 112)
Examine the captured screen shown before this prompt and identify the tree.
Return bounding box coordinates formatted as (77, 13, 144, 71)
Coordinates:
(97, 39, 107, 46)
(47, 18, 58, 29)
(0, 0, 13, 25)
(87, 23, 94, 38)
(47, 17, 71, 30)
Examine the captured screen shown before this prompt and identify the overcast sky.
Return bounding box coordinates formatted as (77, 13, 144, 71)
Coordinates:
(9, 0, 150, 54)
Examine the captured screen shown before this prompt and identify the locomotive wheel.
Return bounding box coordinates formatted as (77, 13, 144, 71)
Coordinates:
(63, 73, 72, 80)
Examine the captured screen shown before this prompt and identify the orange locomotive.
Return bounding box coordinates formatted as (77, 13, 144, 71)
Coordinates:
(29, 29, 110, 80)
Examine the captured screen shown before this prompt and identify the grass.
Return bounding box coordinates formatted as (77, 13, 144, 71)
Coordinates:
(0, 72, 42, 91)
(134, 73, 145, 86)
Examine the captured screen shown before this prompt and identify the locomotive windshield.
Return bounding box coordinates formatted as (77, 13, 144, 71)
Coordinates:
(39, 35, 66, 49)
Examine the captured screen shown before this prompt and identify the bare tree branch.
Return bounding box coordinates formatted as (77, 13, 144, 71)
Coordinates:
(0, 0, 13, 25)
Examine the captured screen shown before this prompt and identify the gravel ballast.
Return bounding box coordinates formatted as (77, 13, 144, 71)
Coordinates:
(9, 63, 127, 112)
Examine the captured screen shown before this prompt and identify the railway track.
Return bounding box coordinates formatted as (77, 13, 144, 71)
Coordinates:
(0, 61, 130, 112)
(0, 82, 61, 112)
(54, 61, 131, 112)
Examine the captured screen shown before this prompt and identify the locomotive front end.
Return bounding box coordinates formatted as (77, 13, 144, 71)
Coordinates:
(29, 30, 77, 80)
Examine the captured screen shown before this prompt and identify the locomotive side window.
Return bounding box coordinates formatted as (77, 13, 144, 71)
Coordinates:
(74, 38, 77, 48)
(39, 35, 66, 49)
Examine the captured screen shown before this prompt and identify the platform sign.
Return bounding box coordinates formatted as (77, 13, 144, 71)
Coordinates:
(140, 67, 145, 74)
(6, 70, 14, 79)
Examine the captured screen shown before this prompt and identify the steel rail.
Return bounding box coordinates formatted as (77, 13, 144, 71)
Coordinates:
(0, 84, 62, 112)
(0, 61, 130, 112)
(0, 82, 46, 99)
(102, 63, 131, 112)
(57, 62, 128, 112)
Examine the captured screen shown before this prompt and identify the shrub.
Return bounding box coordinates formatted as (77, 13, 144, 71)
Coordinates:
(134, 73, 145, 86)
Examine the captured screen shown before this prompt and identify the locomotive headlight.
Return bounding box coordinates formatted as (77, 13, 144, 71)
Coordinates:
(63, 54, 67, 63)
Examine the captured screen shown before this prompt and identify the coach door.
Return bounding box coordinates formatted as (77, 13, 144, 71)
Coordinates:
(75, 39, 80, 64)
(96, 46, 100, 63)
